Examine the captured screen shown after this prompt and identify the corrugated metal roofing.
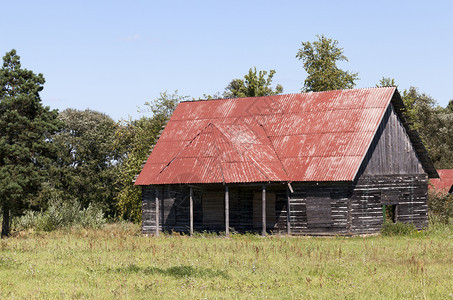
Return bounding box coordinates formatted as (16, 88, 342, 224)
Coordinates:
(429, 169, 453, 193)
(135, 87, 397, 185)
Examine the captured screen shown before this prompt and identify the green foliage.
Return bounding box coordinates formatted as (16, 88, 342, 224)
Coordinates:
(296, 35, 358, 92)
(402, 87, 453, 169)
(447, 100, 453, 113)
(401, 87, 436, 132)
(44, 108, 120, 216)
(0, 49, 62, 237)
(376, 77, 397, 88)
(198, 92, 222, 100)
(223, 67, 283, 98)
(114, 91, 189, 222)
(13, 199, 105, 232)
(381, 222, 417, 236)
(114, 116, 156, 222)
(428, 190, 453, 224)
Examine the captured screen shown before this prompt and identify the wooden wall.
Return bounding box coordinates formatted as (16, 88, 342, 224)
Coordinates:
(348, 100, 429, 233)
(142, 174, 428, 235)
(143, 182, 353, 235)
(288, 183, 351, 235)
(350, 174, 428, 233)
(361, 103, 424, 176)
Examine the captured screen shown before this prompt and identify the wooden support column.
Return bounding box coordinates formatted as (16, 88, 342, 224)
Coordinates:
(155, 187, 159, 237)
(262, 185, 266, 236)
(286, 186, 291, 235)
(225, 185, 229, 237)
(189, 186, 194, 237)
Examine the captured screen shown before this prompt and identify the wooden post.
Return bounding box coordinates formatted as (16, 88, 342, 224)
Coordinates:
(262, 185, 266, 236)
(189, 186, 194, 237)
(286, 186, 291, 235)
(155, 187, 159, 237)
(225, 185, 229, 237)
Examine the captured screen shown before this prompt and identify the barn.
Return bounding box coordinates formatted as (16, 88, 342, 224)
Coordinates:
(134, 87, 438, 236)
(429, 169, 453, 194)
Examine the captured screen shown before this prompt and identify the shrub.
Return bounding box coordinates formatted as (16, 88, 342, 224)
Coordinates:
(77, 204, 106, 229)
(428, 191, 453, 224)
(381, 222, 417, 236)
(13, 210, 40, 231)
(13, 199, 106, 232)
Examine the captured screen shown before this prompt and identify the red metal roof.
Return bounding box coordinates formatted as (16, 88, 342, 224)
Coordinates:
(429, 169, 453, 193)
(135, 87, 397, 185)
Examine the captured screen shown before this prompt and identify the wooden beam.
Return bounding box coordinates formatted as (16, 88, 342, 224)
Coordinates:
(287, 182, 294, 194)
(189, 186, 193, 237)
(155, 187, 159, 237)
(286, 186, 291, 235)
(225, 185, 229, 237)
(262, 185, 266, 236)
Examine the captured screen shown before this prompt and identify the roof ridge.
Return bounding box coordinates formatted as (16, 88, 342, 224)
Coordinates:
(180, 87, 396, 103)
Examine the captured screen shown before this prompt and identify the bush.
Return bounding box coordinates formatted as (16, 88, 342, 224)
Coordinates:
(13, 199, 106, 232)
(381, 222, 417, 236)
(428, 191, 453, 224)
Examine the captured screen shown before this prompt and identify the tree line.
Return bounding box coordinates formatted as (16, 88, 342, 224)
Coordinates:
(1, 35, 452, 237)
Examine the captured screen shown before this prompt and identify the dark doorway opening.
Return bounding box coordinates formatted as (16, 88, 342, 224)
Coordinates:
(383, 204, 397, 223)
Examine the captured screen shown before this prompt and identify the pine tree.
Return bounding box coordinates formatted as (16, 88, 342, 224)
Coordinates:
(0, 49, 61, 237)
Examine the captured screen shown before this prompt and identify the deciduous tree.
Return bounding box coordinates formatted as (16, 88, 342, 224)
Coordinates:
(49, 109, 120, 215)
(114, 91, 189, 222)
(376, 77, 397, 88)
(223, 67, 283, 98)
(296, 35, 358, 92)
(402, 87, 453, 169)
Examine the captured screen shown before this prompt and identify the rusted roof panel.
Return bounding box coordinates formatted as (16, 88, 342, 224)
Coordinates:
(281, 156, 362, 182)
(429, 169, 453, 193)
(271, 131, 375, 159)
(134, 163, 166, 185)
(136, 87, 399, 185)
(147, 140, 187, 161)
(222, 162, 268, 183)
(156, 157, 224, 184)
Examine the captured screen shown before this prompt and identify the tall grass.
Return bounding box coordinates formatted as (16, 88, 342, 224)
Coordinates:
(381, 221, 417, 236)
(0, 223, 452, 299)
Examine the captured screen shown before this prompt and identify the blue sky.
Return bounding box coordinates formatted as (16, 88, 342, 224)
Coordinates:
(1, 0, 452, 120)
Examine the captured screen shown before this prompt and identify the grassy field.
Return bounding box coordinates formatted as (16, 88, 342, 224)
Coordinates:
(0, 224, 452, 299)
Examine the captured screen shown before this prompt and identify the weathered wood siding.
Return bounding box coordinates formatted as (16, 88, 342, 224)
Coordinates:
(141, 186, 156, 233)
(350, 101, 429, 233)
(142, 176, 428, 235)
(361, 103, 424, 176)
(289, 183, 351, 235)
(350, 174, 428, 233)
(142, 185, 196, 233)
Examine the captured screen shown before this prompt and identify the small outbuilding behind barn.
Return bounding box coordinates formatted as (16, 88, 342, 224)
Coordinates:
(135, 87, 438, 235)
(430, 169, 453, 194)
